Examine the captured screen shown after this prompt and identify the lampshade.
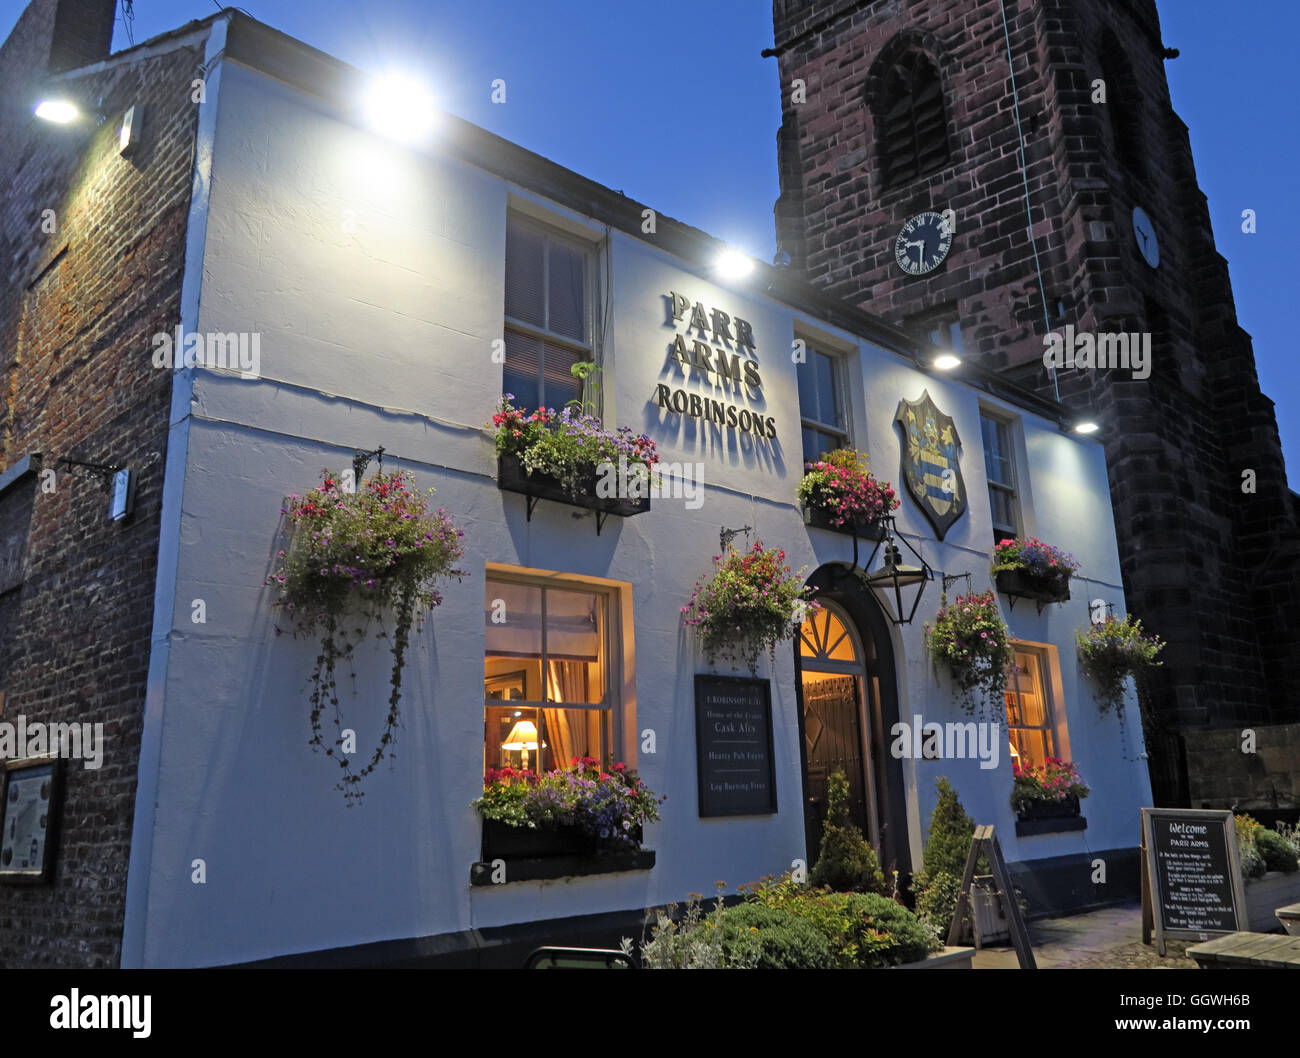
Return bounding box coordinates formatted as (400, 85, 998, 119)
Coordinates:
(501, 720, 541, 751)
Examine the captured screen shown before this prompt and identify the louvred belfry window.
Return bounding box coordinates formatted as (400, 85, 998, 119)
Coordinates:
(879, 51, 948, 186)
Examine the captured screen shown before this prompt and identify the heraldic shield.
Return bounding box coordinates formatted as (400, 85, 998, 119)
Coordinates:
(894, 389, 967, 540)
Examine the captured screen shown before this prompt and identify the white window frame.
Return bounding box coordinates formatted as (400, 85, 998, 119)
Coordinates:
(483, 568, 624, 771)
(796, 342, 852, 463)
(979, 406, 1023, 543)
(502, 214, 601, 411)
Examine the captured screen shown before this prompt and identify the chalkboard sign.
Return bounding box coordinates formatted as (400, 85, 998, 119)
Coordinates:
(1141, 807, 1248, 955)
(695, 675, 777, 818)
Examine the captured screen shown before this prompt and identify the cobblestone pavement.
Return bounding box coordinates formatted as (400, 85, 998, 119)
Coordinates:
(970, 902, 1198, 969)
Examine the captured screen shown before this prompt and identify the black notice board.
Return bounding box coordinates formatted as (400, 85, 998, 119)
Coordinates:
(1141, 807, 1247, 954)
(694, 675, 778, 818)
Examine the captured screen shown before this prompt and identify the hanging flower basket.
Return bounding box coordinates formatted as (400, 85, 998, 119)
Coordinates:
(797, 449, 899, 538)
(682, 542, 818, 673)
(991, 538, 1078, 605)
(266, 469, 466, 804)
(924, 590, 1015, 718)
(1076, 614, 1165, 718)
(491, 395, 656, 522)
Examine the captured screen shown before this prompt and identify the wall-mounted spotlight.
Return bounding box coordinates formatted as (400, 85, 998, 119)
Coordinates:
(363, 74, 437, 143)
(1073, 421, 1100, 435)
(35, 99, 79, 123)
(715, 249, 755, 281)
(933, 353, 962, 371)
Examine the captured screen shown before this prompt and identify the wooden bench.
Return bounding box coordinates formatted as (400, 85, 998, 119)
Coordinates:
(1277, 902, 1300, 937)
(1187, 931, 1300, 968)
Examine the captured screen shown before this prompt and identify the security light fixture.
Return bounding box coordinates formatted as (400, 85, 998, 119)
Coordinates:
(933, 353, 962, 371)
(1073, 421, 1100, 435)
(363, 75, 437, 143)
(35, 100, 78, 123)
(715, 249, 755, 281)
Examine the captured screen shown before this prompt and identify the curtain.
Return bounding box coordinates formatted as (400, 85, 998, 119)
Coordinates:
(543, 661, 589, 765)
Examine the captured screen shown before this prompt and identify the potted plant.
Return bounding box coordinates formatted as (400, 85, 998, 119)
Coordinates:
(990, 537, 1079, 604)
(473, 756, 664, 863)
(797, 449, 899, 538)
(681, 542, 818, 673)
(1235, 815, 1300, 931)
(267, 469, 466, 803)
(1076, 614, 1166, 718)
(490, 394, 657, 521)
(1011, 757, 1090, 821)
(924, 591, 1015, 718)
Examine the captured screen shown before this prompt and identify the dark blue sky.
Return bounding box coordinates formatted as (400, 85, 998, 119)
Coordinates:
(7, 0, 1295, 485)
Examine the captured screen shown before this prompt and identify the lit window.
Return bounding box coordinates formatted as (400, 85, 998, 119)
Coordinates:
(1005, 646, 1056, 771)
(797, 346, 849, 465)
(980, 410, 1021, 546)
(484, 574, 618, 774)
(503, 217, 595, 412)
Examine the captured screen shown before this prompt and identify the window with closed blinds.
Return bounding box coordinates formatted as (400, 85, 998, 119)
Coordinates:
(879, 50, 948, 187)
(503, 218, 594, 412)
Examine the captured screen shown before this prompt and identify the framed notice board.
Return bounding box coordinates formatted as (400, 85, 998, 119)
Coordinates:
(1140, 807, 1248, 955)
(1, 756, 64, 884)
(694, 675, 778, 818)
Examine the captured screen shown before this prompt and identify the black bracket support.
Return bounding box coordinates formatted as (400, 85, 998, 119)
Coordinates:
(55, 457, 122, 489)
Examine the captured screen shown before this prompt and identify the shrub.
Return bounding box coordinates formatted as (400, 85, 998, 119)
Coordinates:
(809, 770, 888, 894)
(1256, 828, 1300, 874)
(914, 777, 984, 937)
(627, 889, 726, 969)
(720, 903, 836, 969)
(1235, 814, 1267, 879)
(740, 875, 938, 967)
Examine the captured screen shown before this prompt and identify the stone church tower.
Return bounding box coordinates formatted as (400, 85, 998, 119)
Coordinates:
(769, 0, 1299, 802)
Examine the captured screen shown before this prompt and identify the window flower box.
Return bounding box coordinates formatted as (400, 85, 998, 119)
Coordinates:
(796, 450, 899, 540)
(491, 396, 656, 530)
(800, 502, 886, 540)
(1016, 794, 1081, 821)
(991, 538, 1078, 608)
(471, 759, 663, 885)
(497, 452, 650, 523)
(993, 568, 1071, 605)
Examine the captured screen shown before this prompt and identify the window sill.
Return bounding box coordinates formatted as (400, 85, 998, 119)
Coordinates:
(1015, 816, 1088, 838)
(470, 850, 656, 886)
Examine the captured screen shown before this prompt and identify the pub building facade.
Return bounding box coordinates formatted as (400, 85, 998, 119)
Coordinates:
(0, 6, 1152, 968)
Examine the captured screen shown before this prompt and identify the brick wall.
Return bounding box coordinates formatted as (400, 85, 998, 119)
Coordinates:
(771, 0, 1300, 749)
(0, 1, 200, 966)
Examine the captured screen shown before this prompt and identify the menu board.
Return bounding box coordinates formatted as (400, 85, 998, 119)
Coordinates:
(1141, 808, 1247, 952)
(694, 676, 777, 817)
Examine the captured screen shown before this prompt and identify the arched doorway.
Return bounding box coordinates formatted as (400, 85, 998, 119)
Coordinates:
(795, 567, 910, 879)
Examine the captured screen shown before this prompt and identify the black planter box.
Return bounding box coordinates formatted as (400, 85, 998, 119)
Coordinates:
(497, 452, 650, 526)
(1016, 794, 1081, 821)
(1015, 815, 1089, 837)
(470, 850, 656, 886)
(481, 819, 598, 860)
(994, 568, 1071, 605)
(801, 503, 886, 541)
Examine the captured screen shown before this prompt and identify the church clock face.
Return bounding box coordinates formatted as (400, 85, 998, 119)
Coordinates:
(1132, 206, 1160, 269)
(894, 211, 953, 276)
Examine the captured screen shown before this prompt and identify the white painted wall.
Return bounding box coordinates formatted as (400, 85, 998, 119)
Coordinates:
(126, 58, 1151, 967)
